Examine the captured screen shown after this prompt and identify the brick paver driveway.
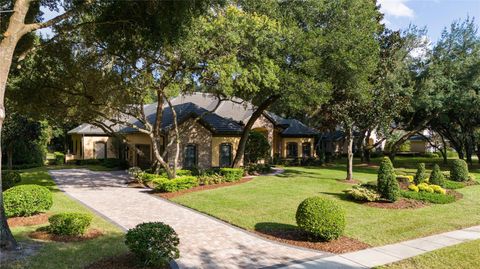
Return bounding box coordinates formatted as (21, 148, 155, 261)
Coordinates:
(49, 169, 329, 269)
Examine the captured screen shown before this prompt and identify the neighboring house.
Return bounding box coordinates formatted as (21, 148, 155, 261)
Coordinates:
(320, 130, 385, 155)
(67, 93, 318, 169)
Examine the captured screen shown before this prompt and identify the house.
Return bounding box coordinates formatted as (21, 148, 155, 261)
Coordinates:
(66, 93, 318, 169)
(319, 130, 385, 156)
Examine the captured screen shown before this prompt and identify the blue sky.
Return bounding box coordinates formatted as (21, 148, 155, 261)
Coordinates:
(378, 0, 480, 43)
(40, 1, 479, 43)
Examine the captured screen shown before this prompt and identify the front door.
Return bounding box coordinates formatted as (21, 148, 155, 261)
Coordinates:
(136, 144, 151, 169)
(94, 142, 106, 159)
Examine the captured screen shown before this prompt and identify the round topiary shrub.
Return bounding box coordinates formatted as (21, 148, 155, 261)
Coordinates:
(429, 164, 445, 187)
(1, 170, 21, 191)
(377, 157, 400, 202)
(4, 184, 53, 217)
(48, 213, 93, 236)
(125, 222, 180, 267)
(450, 159, 469, 182)
(414, 163, 427, 185)
(295, 196, 346, 241)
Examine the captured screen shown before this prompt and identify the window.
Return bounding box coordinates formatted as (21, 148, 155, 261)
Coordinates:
(286, 142, 298, 158)
(184, 144, 197, 168)
(219, 143, 232, 167)
(302, 142, 311, 158)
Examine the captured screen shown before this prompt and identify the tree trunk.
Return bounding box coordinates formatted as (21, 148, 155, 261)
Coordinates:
(465, 141, 473, 165)
(345, 127, 354, 181)
(358, 131, 366, 163)
(0, 111, 19, 250)
(232, 95, 279, 168)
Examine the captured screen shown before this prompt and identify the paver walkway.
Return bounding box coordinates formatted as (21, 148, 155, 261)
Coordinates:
(50, 169, 480, 269)
(49, 169, 328, 269)
(284, 226, 480, 269)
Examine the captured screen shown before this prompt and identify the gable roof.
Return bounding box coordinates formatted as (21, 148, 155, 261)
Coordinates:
(68, 92, 318, 137)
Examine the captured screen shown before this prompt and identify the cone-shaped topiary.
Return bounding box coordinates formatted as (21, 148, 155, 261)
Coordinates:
(377, 157, 400, 202)
(429, 164, 445, 187)
(414, 163, 427, 185)
(450, 159, 469, 182)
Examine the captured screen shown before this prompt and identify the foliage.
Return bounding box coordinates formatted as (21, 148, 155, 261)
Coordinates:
(397, 175, 414, 183)
(430, 184, 447, 195)
(4, 184, 53, 217)
(377, 157, 400, 202)
(401, 191, 455, 204)
(244, 131, 271, 164)
(444, 180, 465, 189)
(295, 196, 346, 241)
(198, 173, 225, 186)
(450, 159, 469, 182)
(417, 183, 434, 193)
(429, 164, 445, 187)
(102, 158, 129, 169)
(48, 213, 92, 236)
(54, 152, 65, 165)
(408, 184, 419, 192)
(1, 170, 21, 191)
(153, 176, 199, 193)
(245, 164, 272, 175)
(219, 168, 244, 182)
(414, 163, 427, 185)
(125, 222, 180, 267)
(343, 185, 380, 202)
(128, 167, 144, 182)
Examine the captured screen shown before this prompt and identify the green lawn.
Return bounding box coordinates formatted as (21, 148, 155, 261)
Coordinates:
(172, 160, 480, 246)
(378, 239, 480, 269)
(6, 167, 127, 269)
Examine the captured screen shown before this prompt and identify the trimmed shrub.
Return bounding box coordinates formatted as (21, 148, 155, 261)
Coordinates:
(198, 173, 225, 185)
(153, 176, 199, 192)
(417, 183, 434, 193)
(377, 157, 400, 202)
(401, 191, 455, 204)
(48, 213, 92, 236)
(450, 159, 469, 182)
(246, 164, 272, 175)
(429, 164, 445, 187)
(295, 196, 346, 241)
(343, 185, 380, 202)
(414, 163, 427, 185)
(102, 158, 129, 169)
(125, 222, 180, 267)
(54, 152, 65, 165)
(219, 168, 244, 182)
(4, 184, 53, 217)
(408, 184, 419, 192)
(128, 167, 143, 180)
(430, 184, 446, 195)
(1, 170, 21, 191)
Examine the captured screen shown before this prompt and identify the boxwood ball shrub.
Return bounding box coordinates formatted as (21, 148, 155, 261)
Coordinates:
(377, 157, 400, 202)
(450, 159, 469, 182)
(125, 222, 180, 267)
(295, 196, 346, 241)
(1, 170, 21, 191)
(48, 213, 93, 236)
(414, 163, 427, 185)
(219, 168, 244, 182)
(4, 184, 53, 217)
(429, 164, 445, 187)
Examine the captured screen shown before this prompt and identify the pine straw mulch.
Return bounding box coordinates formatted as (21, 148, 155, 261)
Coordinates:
(464, 180, 479, 187)
(7, 213, 50, 228)
(85, 253, 171, 269)
(363, 198, 427, 209)
(29, 228, 103, 242)
(153, 177, 253, 199)
(255, 228, 370, 254)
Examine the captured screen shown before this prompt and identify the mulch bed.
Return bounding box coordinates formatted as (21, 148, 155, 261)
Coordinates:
(363, 198, 427, 209)
(85, 253, 171, 269)
(255, 229, 370, 254)
(464, 180, 479, 187)
(29, 228, 103, 242)
(154, 177, 253, 199)
(7, 213, 50, 228)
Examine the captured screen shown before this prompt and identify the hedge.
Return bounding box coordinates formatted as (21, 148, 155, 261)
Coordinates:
(219, 168, 244, 182)
(153, 176, 199, 192)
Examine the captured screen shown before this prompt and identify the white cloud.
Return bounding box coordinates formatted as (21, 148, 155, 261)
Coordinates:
(378, 0, 414, 18)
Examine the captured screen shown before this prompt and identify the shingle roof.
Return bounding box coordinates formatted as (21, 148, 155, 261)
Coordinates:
(69, 92, 318, 137)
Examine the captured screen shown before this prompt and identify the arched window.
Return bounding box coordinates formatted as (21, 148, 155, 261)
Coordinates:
(302, 142, 311, 158)
(219, 143, 232, 167)
(286, 142, 298, 158)
(184, 144, 197, 168)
